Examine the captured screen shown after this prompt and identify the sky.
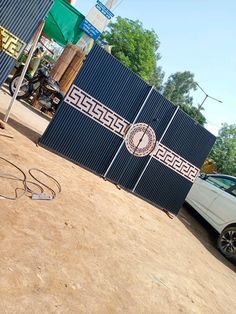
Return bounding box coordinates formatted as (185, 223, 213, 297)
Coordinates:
(75, 0, 236, 135)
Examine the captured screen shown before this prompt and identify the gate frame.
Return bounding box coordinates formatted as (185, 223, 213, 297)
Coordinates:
(132, 106, 180, 192)
(103, 85, 154, 177)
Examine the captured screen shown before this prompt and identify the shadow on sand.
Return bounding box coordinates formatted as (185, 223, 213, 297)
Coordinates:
(178, 204, 236, 271)
(0, 83, 51, 143)
(0, 111, 41, 143)
(1, 84, 51, 122)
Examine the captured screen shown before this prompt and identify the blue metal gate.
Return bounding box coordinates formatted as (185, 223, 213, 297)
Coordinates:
(0, 0, 53, 87)
(40, 45, 216, 214)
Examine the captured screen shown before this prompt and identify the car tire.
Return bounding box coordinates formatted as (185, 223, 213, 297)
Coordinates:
(217, 226, 236, 260)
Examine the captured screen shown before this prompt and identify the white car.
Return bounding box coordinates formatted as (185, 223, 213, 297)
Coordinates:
(186, 173, 236, 259)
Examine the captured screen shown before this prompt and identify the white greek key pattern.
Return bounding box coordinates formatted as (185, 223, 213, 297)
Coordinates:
(152, 143, 199, 182)
(0, 26, 25, 60)
(64, 85, 130, 137)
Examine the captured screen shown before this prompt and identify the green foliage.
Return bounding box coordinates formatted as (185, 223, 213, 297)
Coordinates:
(210, 124, 236, 176)
(163, 71, 196, 106)
(101, 17, 207, 124)
(100, 16, 162, 83)
(163, 71, 206, 125)
(149, 66, 165, 92)
(181, 104, 206, 125)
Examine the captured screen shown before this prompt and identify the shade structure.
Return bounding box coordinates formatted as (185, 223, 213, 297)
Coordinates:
(43, 0, 85, 47)
(39, 45, 216, 215)
(0, 0, 53, 87)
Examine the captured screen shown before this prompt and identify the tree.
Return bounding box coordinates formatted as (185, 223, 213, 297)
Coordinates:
(163, 71, 196, 106)
(210, 123, 236, 176)
(100, 16, 162, 84)
(101, 17, 206, 124)
(163, 71, 206, 125)
(181, 104, 206, 126)
(149, 66, 165, 92)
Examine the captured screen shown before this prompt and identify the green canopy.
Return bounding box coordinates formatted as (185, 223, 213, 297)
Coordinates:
(43, 0, 85, 47)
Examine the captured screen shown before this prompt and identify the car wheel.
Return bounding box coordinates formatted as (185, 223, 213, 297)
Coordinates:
(217, 226, 236, 259)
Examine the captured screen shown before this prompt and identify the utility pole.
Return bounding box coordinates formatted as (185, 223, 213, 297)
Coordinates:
(77, 0, 118, 52)
(105, 0, 118, 10)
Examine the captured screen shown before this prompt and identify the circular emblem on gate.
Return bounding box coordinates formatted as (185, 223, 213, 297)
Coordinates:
(125, 123, 157, 157)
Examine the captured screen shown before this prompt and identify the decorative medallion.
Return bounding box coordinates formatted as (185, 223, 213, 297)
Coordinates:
(0, 26, 25, 60)
(125, 123, 157, 157)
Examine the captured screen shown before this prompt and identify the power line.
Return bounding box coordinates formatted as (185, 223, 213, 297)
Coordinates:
(196, 82, 222, 111)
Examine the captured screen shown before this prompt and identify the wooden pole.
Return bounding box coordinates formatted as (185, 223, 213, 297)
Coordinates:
(50, 43, 79, 81)
(53, 0, 119, 91)
(59, 50, 85, 94)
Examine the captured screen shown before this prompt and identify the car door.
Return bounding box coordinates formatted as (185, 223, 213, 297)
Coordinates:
(186, 176, 219, 214)
(207, 178, 236, 227)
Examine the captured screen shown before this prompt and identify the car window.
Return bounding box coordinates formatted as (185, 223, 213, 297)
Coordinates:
(228, 186, 236, 198)
(206, 176, 236, 190)
(230, 189, 236, 197)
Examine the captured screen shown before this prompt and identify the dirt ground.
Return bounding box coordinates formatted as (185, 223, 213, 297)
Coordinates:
(0, 89, 235, 314)
(0, 84, 49, 135)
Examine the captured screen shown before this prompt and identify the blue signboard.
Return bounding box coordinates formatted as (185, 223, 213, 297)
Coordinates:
(79, 19, 101, 40)
(95, 0, 114, 19)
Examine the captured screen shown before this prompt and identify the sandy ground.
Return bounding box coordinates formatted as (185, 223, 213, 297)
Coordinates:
(0, 89, 235, 314)
(0, 84, 49, 135)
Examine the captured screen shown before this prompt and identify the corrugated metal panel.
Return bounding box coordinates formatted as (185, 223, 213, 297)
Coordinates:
(106, 90, 177, 189)
(160, 109, 216, 167)
(40, 102, 124, 175)
(40, 45, 151, 175)
(0, 0, 53, 87)
(40, 45, 216, 215)
(134, 109, 216, 214)
(0, 52, 14, 88)
(134, 160, 193, 215)
(74, 45, 151, 121)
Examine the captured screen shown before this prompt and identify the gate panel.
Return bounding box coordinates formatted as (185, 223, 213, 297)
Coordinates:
(134, 160, 193, 214)
(40, 97, 124, 174)
(40, 45, 151, 175)
(105, 90, 177, 190)
(40, 45, 216, 215)
(74, 45, 151, 120)
(0, 0, 53, 87)
(134, 109, 216, 214)
(159, 110, 216, 167)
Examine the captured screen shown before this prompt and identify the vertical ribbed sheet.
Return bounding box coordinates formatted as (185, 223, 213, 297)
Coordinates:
(0, 0, 53, 87)
(40, 45, 216, 215)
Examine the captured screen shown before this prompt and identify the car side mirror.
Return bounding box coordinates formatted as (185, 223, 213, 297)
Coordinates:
(200, 173, 207, 180)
